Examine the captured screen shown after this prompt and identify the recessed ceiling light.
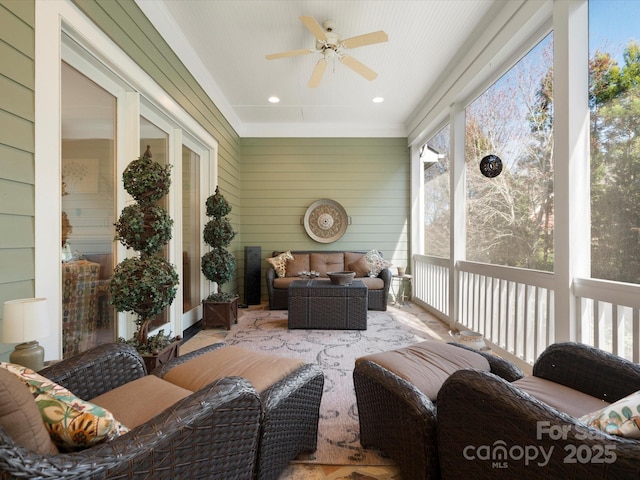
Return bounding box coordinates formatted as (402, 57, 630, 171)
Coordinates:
(372, 97, 384, 103)
(268, 96, 280, 103)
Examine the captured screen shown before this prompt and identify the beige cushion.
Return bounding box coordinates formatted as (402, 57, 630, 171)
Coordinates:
(357, 341, 490, 400)
(162, 346, 305, 393)
(310, 253, 344, 276)
(0, 368, 58, 455)
(513, 376, 608, 418)
(0, 362, 127, 452)
(348, 256, 372, 277)
(359, 276, 384, 290)
(285, 253, 310, 277)
(579, 390, 640, 438)
(91, 375, 192, 430)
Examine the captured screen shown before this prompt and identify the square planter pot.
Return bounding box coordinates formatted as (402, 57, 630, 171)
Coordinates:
(141, 338, 181, 373)
(202, 297, 238, 330)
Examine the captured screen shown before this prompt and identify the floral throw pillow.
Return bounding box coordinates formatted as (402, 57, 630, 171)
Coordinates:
(579, 390, 640, 438)
(364, 249, 392, 275)
(0, 362, 128, 451)
(267, 251, 294, 278)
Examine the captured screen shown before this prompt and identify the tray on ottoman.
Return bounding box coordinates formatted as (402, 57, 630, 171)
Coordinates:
(288, 279, 368, 330)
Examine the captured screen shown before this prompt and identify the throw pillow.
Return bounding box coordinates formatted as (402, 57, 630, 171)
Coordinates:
(364, 249, 392, 275)
(266, 251, 294, 278)
(0, 368, 58, 455)
(348, 256, 372, 277)
(579, 390, 640, 438)
(0, 362, 129, 451)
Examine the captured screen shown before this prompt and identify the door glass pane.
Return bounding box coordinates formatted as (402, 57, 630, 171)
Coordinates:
(139, 117, 170, 330)
(589, 0, 640, 284)
(465, 34, 554, 271)
(61, 62, 116, 358)
(182, 146, 201, 313)
(422, 124, 450, 258)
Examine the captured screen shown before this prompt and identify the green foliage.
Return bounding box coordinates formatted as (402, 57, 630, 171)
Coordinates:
(111, 148, 179, 347)
(201, 186, 237, 300)
(109, 255, 179, 323)
(114, 204, 173, 255)
(201, 248, 236, 286)
(122, 154, 171, 205)
(205, 188, 232, 217)
(203, 217, 235, 248)
(118, 329, 174, 355)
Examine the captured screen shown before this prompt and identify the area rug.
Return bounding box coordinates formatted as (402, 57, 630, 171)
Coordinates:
(182, 306, 440, 466)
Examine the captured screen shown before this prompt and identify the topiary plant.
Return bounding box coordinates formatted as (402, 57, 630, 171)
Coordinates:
(201, 186, 237, 302)
(109, 146, 179, 351)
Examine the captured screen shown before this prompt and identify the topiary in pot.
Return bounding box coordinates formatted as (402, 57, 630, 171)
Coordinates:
(201, 186, 238, 327)
(109, 146, 179, 352)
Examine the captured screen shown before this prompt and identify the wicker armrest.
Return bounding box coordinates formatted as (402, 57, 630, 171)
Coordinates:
(39, 343, 146, 400)
(151, 343, 226, 377)
(449, 342, 525, 382)
(437, 369, 640, 479)
(0, 377, 261, 479)
(533, 342, 640, 402)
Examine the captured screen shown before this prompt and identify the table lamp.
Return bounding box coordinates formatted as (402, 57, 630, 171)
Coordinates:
(2, 297, 50, 371)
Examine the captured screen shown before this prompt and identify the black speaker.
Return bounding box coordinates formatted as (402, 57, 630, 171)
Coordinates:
(244, 246, 261, 305)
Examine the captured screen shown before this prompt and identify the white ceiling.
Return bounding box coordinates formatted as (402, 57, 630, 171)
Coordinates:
(135, 0, 502, 138)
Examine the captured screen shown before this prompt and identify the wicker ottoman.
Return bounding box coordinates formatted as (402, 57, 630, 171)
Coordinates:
(288, 279, 368, 329)
(353, 341, 525, 480)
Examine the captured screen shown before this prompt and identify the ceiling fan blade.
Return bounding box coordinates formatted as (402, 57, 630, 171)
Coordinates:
(308, 58, 327, 88)
(265, 48, 314, 60)
(340, 55, 378, 81)
(300, 16, 327, 42)
(341, 30, 389, 49)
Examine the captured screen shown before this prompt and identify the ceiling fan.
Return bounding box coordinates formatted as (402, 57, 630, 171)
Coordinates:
(266, 16, 388, 88)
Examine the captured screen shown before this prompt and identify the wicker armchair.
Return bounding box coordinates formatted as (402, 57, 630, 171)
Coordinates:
(0, 343, 262, 479)
(154, 343, 325, 480)
(437, 342, 640, 479)
(353, 342, 524, 480)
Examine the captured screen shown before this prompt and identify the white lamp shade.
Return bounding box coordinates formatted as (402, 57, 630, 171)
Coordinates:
(2, 298, 50, 343)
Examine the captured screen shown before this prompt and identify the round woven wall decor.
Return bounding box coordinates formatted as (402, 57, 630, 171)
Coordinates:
(303, 199, 348, 243)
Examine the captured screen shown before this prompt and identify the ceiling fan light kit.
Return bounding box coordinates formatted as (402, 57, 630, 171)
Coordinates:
(266, 15, 388, 88)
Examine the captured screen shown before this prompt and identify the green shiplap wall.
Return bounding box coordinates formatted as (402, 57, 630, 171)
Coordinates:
(0, 0, 36, 358)
(71, 0, 243, 296)
(240, 137, 410, 302)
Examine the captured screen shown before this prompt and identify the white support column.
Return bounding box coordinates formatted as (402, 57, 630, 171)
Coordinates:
(116, 91, 140, 340)
(410, 143, 425, 263)
(552, 0, 590, 343)
(449, 105, 466, 331)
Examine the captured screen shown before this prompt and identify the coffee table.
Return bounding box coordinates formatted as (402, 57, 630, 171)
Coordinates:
(288, 279, 368, 329)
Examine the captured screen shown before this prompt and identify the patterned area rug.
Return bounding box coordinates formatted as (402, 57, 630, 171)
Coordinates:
(182, 306, 440, 466)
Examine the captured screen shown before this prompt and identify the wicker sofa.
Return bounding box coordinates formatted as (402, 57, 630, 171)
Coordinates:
(266, 250, 392, 310)
(0, 343, 262, 479)
(437, 342, 640, 479)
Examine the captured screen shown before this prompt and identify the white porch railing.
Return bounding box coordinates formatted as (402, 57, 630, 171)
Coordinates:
(413, 254, 640, 365)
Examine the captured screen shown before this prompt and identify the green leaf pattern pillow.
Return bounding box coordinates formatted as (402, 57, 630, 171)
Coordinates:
(0, 362, 128, 451)
(579, 389, 640, 438)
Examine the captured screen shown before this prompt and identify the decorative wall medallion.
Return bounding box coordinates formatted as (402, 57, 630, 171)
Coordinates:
(479, 154, 503, 178)
(304, 199, 348, 243)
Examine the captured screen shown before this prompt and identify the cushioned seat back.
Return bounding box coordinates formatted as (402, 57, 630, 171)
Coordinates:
(310, 253, 344, 276)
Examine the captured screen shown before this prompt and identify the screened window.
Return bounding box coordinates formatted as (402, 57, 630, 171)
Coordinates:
(422, 124, 450, 258)
(465, 33, 554, 271)
(589, 0, 640, 285)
